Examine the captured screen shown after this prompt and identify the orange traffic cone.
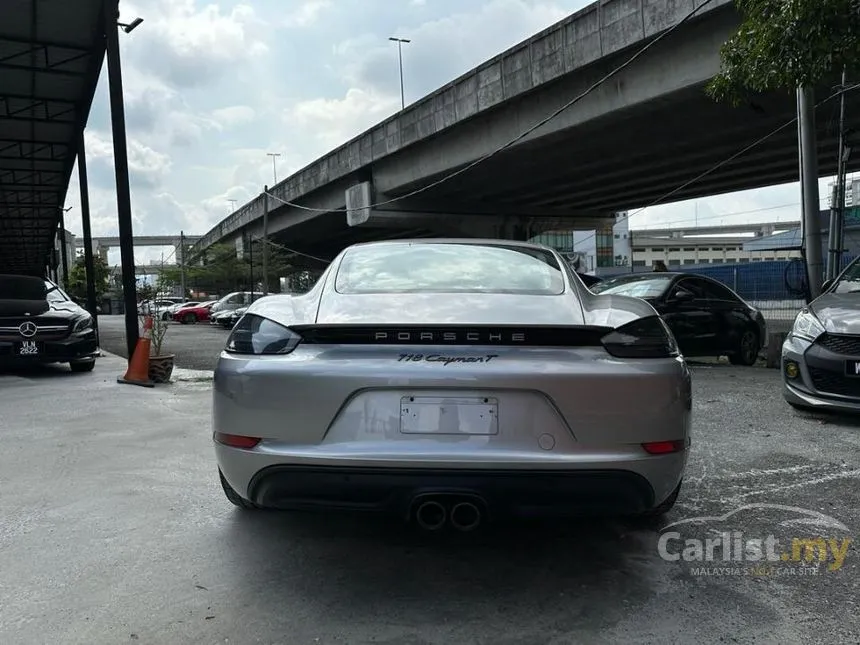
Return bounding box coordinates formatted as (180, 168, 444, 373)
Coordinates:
(118, 316, 155, 388)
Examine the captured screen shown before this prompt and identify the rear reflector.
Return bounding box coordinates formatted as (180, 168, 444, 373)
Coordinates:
(214, 432, 262, 449)
(641, 440, 686, 455)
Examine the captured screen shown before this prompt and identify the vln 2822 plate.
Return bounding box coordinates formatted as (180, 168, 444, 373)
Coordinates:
(17, 341, 40, 356)
(400, 396, 499, 435)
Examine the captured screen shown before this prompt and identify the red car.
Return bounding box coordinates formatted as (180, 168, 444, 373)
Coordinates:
(172, 301, 215, 324)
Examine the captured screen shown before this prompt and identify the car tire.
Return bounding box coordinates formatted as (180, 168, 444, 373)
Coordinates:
(183, 312, 198, 324)
(729, 329, 759, 366)
(69, 360, 96, 373)
(161, 312, 170, 321)
(219, 470, 260, 510)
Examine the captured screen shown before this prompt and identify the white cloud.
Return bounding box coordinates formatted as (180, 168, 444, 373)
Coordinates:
(288, 89, 401, 152)
(211, 106, 257, 128)
(282, 0, 332, 28)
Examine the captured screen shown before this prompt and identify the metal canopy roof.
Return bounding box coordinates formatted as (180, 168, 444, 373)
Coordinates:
(0, 0, 106, 275)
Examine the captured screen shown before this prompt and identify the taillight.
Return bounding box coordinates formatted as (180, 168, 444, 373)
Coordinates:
(214, 432, 262, 449)
(642, 440, 686, 455)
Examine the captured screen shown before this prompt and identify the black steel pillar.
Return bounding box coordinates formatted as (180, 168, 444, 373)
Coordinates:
(78, 131, 100, 342)
(58, 210, 69, 288)
(105, 0, 139, 358)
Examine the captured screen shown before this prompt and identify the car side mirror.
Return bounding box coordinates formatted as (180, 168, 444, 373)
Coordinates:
(822, 279, 833, 292)
(672, 289, 694, 302)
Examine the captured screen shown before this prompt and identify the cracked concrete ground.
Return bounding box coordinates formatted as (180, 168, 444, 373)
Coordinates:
(0, 353, 858, 645)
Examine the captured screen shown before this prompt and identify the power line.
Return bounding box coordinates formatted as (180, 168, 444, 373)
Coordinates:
(262, 0, 718, 215)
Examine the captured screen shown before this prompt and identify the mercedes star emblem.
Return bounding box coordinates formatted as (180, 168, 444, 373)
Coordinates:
(18, 321, 38, 338)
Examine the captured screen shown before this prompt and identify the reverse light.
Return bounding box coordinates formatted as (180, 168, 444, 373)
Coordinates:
(642, 440, 686, 455)
(214, 432, 262, 449)
(791, 310, 825, 342)
(225, 314, 302, 355)
(601, 316, 679, 359)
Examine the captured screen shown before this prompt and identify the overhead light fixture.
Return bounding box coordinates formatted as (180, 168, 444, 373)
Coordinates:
(118, 17, 144, 33)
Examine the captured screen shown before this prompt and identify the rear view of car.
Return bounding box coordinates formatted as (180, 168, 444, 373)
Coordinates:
(213, 240, 691, 529)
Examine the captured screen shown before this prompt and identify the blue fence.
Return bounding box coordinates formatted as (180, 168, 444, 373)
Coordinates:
(601, 255, 857, 302)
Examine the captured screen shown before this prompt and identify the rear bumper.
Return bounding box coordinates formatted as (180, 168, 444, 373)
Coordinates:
(246, 465, 658, 518)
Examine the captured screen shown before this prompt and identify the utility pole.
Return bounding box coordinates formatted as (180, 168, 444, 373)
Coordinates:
(179, 230, 187, 298)
(798, 87, 824, 299)
(834, 67, 850, 278)
(262, 185, 269, 294)
(248, 231, 254, 299)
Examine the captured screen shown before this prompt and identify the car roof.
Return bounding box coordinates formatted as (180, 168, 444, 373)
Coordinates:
(346, 238, 557, 252)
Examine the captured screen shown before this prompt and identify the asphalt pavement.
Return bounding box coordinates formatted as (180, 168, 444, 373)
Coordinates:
(1, 352, 859, 644)
(97, 314, 228, 370)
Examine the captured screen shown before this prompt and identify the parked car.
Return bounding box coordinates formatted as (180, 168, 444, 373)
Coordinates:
(782, 256, 860, 412)
(0, 274, 98, 372)
(209, 291, 271, 318)
(163, 300, 202, 320)
(591, 272, 766, 365)
(213, 239, 691, 528)
(212, 306, 248, 329)
(173, 301, 216, 324)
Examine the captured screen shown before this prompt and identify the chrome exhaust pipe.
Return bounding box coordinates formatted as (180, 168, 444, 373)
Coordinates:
(449, 501, 482, 532)
(414, 500, 447, 531)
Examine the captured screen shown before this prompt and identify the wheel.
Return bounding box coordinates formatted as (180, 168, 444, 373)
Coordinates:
(161, 312, 170, 321)
(729, 328, 759, 366)
(183, 312, 198, 324)
(219, 470, 259, 510)
(69, 360, 96, 373)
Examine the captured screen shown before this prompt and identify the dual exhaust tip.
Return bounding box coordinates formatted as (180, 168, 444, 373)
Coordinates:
(414, 497, 484, 532)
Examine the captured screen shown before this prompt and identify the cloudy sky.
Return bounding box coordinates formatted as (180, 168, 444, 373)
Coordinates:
(61, 0, 841, 265)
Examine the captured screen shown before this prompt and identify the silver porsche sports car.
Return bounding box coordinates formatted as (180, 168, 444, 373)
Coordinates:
(213, 239, 691, 529)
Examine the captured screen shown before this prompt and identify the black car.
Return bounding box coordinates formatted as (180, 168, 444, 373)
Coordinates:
(591, 272, 767, 365)
(0, 274, 99, 372)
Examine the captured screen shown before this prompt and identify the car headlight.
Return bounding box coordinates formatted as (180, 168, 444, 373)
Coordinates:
(225, 314, 302, 355)
(791, 309, 825, 341)
(72, 315, 94, 333)
(601, 316, 680, 359)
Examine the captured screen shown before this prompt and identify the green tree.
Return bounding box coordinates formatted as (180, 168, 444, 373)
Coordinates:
(66, 254, 111, 301)
(707, 0, 860, 105)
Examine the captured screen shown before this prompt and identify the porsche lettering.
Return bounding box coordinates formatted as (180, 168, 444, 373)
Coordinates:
(374, 331, 526, 342)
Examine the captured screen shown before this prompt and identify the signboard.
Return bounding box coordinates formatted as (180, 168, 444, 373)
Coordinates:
(346, 182, 372, 227)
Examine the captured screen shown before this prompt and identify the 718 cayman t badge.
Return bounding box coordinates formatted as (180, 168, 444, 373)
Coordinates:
(398, 353, 499, 365)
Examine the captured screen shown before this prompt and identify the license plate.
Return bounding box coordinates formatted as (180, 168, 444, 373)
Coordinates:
(845, 360, 860, 376)
(17, 341, 40, 356)
(400, 396, 499, 435)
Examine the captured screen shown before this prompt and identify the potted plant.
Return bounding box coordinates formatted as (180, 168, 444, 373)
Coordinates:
(141, 312, 175, 383)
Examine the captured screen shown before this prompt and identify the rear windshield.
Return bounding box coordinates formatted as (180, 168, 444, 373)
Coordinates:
(334, 242, 565, 295)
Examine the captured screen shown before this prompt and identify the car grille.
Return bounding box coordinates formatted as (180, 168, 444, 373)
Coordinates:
(808, 367, 860, 398)
(816, 333, 860, 356)
(0, 318, 70, 341)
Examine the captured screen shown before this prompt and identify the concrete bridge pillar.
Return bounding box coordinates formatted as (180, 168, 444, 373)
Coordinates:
(98, 247, 109, 263)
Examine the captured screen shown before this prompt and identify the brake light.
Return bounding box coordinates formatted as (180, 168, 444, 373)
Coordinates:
(642, 440, 685, 455)
(214, 432, 262, 449)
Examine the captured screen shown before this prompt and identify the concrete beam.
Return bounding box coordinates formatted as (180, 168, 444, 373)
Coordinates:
(371, 6, 739, 195)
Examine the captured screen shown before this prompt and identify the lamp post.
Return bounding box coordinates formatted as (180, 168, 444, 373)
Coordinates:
(106, 3, 144, 360)
(266, 152, 280, 185)
(389, 37, 410, 110)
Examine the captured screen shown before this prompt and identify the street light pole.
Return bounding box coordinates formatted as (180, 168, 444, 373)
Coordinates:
(389, 37, 411, 110)
(267, 152, 280, 185)
(227, 199, 237, 212)
(106, 1, 143, 359)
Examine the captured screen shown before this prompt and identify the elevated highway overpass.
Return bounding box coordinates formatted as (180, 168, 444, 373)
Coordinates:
(75, 234, 201, 262)
(191, 0, 860, 264)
